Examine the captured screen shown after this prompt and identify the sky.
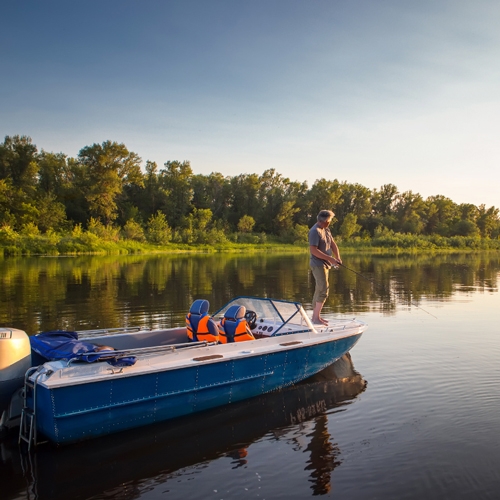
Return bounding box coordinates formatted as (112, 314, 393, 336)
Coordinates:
(2, 0, 500, 208)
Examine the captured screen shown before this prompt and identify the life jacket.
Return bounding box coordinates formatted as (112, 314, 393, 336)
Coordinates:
(186, 299, 219, 343)
(218, 305, 255, 344)
(186, 314, 219, 343)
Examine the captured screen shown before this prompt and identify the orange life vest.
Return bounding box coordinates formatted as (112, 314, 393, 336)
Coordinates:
(218, 317, 255, 344)
(186, 313, 219, 343)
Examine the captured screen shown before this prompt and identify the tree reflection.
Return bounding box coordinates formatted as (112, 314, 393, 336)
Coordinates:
(0, 252, 498, 333)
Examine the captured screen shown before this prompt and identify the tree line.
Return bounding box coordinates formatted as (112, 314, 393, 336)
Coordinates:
(1, 135, 499, 247)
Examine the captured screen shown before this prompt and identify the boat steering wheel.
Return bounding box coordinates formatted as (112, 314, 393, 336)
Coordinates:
(245, 310, 257, 330)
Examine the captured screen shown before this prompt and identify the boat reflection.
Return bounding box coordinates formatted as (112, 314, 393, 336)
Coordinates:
(1, 353, 366, 500)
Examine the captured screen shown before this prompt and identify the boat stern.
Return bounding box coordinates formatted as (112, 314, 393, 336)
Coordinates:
(0, 328, 32, 426)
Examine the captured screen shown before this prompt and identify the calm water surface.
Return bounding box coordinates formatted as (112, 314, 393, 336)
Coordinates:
(1, 252, 499, 499)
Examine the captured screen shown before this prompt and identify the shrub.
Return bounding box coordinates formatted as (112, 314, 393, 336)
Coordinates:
(147, 211, 172, 245)
(237, 215, 256, 233)
(87, 218, 120, 242)
(122, 220, 146, 242)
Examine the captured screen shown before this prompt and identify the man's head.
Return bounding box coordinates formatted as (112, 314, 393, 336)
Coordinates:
(317, 210, 334, 227)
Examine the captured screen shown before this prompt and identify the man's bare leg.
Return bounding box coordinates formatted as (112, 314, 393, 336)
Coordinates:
(312, 301, 328, 325)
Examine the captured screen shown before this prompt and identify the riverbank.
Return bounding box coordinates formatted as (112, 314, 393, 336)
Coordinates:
(1, 227, 500, 256)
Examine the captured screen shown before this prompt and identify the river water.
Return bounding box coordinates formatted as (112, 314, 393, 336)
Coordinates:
(1, 252, 499, 499)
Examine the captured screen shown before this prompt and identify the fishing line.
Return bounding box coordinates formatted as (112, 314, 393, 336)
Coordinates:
(336, 261, 438, 319)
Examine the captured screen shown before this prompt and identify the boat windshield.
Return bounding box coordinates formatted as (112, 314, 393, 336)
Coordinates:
(213, 296, 311, 335)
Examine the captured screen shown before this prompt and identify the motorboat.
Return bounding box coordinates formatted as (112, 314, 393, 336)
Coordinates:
(1, 353, 366, 500)
(0, 296, 366, 446)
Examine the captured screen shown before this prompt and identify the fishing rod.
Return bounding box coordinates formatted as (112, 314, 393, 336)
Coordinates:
(336, 261, 438, 319)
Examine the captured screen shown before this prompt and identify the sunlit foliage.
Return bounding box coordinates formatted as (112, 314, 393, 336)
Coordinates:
(0, 135, 499, 255)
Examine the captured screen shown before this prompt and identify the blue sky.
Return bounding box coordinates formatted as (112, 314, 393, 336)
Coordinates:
(2, 1, 499, 208)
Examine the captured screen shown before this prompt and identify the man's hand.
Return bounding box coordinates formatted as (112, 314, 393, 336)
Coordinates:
(331, 257, 341, 268)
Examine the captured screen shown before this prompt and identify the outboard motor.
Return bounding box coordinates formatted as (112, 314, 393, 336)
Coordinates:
(0, 328, 32, 431)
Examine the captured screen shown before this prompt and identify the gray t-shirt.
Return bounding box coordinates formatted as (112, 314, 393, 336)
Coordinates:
(309, 223, 333, 268)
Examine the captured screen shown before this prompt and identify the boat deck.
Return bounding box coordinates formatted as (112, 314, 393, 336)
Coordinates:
(31, 317, 367, 389)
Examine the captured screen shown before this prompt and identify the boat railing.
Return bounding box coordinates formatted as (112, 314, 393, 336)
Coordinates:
(67, 340, 216, 365)
(77, 326, 149, 339)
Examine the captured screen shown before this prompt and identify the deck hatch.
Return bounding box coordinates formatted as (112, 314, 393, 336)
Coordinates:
(193, 354, 224, 361)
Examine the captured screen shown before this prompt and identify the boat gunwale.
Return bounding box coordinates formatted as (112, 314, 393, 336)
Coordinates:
(32, 323, 367, 389)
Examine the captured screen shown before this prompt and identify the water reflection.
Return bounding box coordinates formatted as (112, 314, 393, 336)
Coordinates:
(1, 354, 365, 500)
(2, 253, 498, 498)
(305, 415, 341, 495)
(0, 253, 498, 334)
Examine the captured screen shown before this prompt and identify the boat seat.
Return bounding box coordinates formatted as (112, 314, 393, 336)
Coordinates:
(218, 305, 255, 343)
(186, 299, 219, 343)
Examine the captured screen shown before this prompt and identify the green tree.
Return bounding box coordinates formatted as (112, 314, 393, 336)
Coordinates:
(129, 160, 169, 222)
(36, 194, 67, 232)
(275, 200, 300, 234)
(423, 195, 458, 235)
(368, 184, 399, 234)
(159, 161, 193, 229)
(372, 184, 399, 217)
(476, 205, 499, 238)
(122, 219, 146, 241)
(451, 219, 479, 237)
(458, 203, 478, 222)
(0, 135, 38, 195)
(0, 135, 40, 229)
(305, 179, 343, 227)
(335, 182, 372, 232)
(237, 215, 256, 233)
(395, 191, 425, 234)
(192, 207, 213, 232)
(87, 217, 120, 241)
(288, 180, 310, 226)
(256, 169, 288, 233)
(179, 208, 217, 244)
(146, 211, 172, 244)
(449, 203, 480, 237)
(191, 172, 231, 221)
(228, 173, 261, 230)
(77, 141, 143, 224)
(37, 151, 69, 197)
(61, 157, 92, 226)
(339, 213, 361, 239)
(0, 178, 17, 226)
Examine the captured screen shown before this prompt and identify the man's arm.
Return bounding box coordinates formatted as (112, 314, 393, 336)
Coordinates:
(330, 239, 342, 264)
(310, 246, 340, 266)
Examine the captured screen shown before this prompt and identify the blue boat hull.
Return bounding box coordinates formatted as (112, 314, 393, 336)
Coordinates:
(34, 334, 362, 444)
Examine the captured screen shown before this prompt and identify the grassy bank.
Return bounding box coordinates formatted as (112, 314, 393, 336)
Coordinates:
(0, 227, 307, 256)
(1, 226, 500, 256)
(343, 233, 500, 252)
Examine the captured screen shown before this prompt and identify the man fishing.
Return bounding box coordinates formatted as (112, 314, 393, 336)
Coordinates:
(309, 210, 342, 325)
